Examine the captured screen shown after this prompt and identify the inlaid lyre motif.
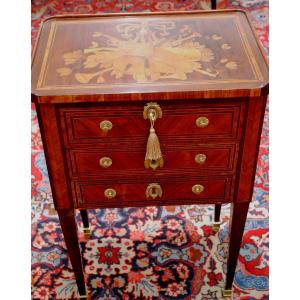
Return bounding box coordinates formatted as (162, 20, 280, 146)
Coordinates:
(56, 21, 238, 84)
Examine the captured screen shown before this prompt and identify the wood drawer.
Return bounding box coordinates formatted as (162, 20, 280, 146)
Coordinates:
(73, 177, 232, 208)
(59, 102, 244, 145)
(68, 143, 237, 177)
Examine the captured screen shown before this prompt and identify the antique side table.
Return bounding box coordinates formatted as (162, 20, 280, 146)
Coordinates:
(31, 10, 268, 299)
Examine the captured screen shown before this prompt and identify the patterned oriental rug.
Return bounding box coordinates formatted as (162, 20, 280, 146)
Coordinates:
(31, 1, 269, 299)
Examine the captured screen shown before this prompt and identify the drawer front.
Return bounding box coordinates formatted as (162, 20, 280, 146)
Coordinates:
(60, 102, 244, 145)
(73, 177, 232, 208)
(68, 144, 237, 177)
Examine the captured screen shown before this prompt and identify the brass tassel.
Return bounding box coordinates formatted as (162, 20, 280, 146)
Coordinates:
(144, 124, 164, 170)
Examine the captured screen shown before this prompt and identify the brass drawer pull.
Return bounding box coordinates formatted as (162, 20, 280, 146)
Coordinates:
(195, 153, 207, 164)
(196, 116, 209, 128)
(104, 188, 116, 199)
(99, 120, 113, 133)
(99, 157, 112, 168)
(144, 102, 164, 170)
(192, 184, 205, 195)
(146, 183, 162, 199)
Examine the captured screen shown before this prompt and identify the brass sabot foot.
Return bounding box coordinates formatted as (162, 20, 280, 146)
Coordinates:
(83, 227, 91, 239)
(212, 221, 221, 233)
(223, 289, 232, 299)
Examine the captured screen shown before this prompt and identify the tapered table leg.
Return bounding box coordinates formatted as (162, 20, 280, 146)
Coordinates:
(80, 209, 89, 228)
(211, 0, 217, 9)
(224, 202, 250, 297)
(213, 204, 222, 233)
(80, 209, 91, 238)
(57, 209, 87, 297)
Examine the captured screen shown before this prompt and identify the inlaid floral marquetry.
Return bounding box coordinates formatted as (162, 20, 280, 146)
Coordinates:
(31, 11, 268, 96)
(56, 21, 238, 84)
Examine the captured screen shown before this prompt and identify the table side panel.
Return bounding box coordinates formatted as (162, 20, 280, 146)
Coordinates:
(236, 96, 267, 202)
(36, 104, 73, 209)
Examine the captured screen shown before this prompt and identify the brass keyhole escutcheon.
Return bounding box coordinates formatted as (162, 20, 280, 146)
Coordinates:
(195, 153, 207, 164)
(99, 120, 113, 133)
(150, 159, 159, 170)
(143, 102, 162, 121)
(196, 117, 209, 128)
(146, 183, 162, 199)
(104, 188, 116, 199)
(145, 158, 164, 170)
(99, 157, 112, 168)
(192, 184, 205, 195)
